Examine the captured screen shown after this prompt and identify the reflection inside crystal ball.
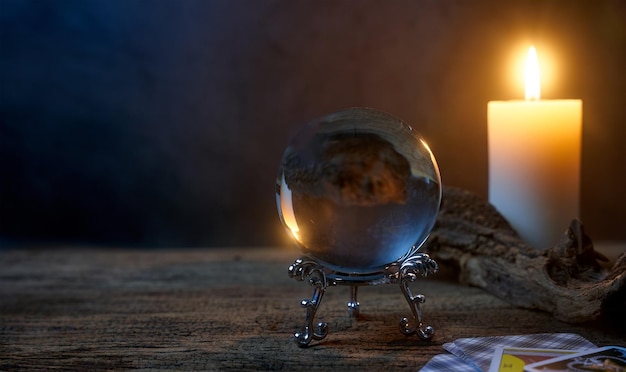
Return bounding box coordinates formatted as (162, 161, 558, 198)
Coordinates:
(276, 108, 442, 273)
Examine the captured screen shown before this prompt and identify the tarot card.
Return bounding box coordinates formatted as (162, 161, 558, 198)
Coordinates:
(525, 345, 626, 372)
(487, 347, 580, 372)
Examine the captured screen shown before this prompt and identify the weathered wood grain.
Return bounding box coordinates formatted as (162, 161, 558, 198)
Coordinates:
(0, 248, 624, 371)
(429, 186, 626, 324)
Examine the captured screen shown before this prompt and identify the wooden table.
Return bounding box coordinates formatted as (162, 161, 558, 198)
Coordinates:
(1, 247, 624, 370)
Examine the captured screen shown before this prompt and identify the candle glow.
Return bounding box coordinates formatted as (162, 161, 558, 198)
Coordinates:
(488, 46, 582, 249)
(525, 46, 540, 100)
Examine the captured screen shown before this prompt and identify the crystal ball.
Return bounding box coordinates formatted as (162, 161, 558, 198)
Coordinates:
(276, 108, 441, 273)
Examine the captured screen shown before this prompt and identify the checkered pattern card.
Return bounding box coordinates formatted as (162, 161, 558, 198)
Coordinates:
(420, 333, 597, 372)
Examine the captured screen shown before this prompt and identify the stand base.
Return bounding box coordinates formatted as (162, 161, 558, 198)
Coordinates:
(288, 253, 438, 347)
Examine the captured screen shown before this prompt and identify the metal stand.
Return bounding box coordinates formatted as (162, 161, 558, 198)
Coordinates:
(288, 252, 438, 347)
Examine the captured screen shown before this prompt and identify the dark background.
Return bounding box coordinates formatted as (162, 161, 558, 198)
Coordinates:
(1, 0, 625, 248)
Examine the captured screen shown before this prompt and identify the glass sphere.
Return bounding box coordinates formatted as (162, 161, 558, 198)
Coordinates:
(276, 108, 441, 273)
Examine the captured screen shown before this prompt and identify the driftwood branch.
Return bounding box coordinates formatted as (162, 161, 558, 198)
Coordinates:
(427, 186, 626, 323)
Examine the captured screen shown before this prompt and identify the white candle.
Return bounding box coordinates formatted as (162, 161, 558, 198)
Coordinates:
(488, 46, 582, 249)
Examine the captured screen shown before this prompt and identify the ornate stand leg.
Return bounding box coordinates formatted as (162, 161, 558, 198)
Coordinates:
(347, 284, 360, 317)
(288, 254, 439, 345)
(398, 253, 438, 340)
(288, 258, 329, 347)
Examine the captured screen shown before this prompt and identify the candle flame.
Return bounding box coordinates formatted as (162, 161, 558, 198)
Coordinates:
(525, 46, 541, 100)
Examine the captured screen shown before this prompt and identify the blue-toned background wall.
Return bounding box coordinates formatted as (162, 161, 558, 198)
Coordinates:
(1, 0, 625, 247)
